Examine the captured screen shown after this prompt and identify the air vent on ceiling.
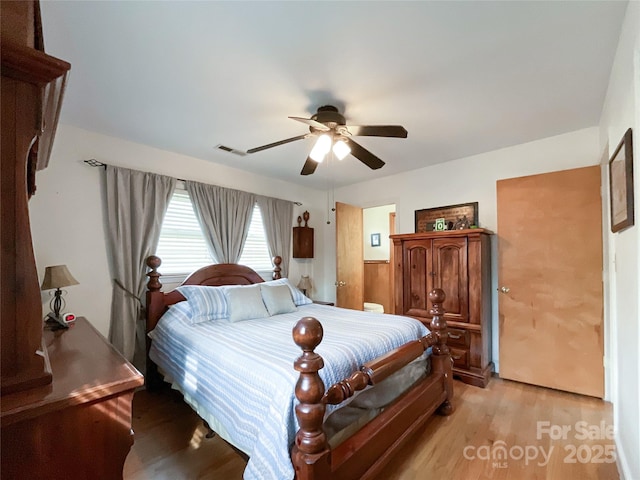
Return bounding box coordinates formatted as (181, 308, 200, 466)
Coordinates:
(215, 144, 247, 156)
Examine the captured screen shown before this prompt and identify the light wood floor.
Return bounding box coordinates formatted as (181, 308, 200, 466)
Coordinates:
(124, 378, 618, 480)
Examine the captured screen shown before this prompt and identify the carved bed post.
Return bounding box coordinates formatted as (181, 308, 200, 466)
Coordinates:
(291, 317, 331, 480)
(429, 288, 455, 415)
(272, 255, 282, 279)
(145, 255, 165, 391)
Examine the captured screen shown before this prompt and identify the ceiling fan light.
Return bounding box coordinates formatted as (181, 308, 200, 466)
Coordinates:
(309, 134, 331, 162)
(333, 140, 351, 160)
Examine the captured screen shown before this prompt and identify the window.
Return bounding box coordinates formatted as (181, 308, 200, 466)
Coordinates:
(156, 188, 272, 277)
(239, 204, 273, 273)
(155, 189, 213, 275)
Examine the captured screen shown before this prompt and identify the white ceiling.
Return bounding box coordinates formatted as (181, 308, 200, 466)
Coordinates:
(41, 1, 628, 190)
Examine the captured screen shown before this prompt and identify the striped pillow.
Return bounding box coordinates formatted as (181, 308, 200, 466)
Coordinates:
(176, 285, 229, 323)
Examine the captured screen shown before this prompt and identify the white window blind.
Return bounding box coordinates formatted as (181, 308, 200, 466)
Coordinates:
(156, 189, 213, 275)
(156, 189, 272, 276)
(239, 204, 273, 273)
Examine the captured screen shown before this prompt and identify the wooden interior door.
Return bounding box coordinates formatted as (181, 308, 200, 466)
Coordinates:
(497, 165, 604, 397)
(335, 202, 364, 310)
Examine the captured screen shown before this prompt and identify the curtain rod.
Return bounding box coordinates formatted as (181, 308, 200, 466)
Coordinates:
(83, 159, 303, 206)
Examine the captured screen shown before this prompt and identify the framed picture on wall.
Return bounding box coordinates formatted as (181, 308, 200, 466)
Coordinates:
(370, 233, 381, 247)
(609, 128, 634, 233)
(415, 202, 478, 232)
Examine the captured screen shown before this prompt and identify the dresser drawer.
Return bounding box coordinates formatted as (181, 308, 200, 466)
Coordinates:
(450, 347, 469, 369)
(447, 328, 469, 347)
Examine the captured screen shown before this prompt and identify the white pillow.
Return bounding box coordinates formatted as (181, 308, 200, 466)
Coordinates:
(226, 285, 270, 322)
(262, 278, 313, 306)
(175, 285, 229, 323)
(260, 284, 297, 316)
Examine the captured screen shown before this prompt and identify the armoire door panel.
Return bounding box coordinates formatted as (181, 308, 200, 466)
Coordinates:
(432, 237, 468, 322)
(403, 242, 431, 318)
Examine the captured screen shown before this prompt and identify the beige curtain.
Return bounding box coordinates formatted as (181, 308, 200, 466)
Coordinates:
(104, 166, 175, 365)
(256, 195, 293, 277)
(186, 180, 255, 263)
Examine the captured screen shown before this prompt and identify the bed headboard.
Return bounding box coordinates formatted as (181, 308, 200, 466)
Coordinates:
(144, 254, 281, 389)
(144, 255, 282, 334)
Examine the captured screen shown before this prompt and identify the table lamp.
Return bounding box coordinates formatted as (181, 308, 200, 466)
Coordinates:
(41, 264, 79, 327)
(297, 275, 312, 296)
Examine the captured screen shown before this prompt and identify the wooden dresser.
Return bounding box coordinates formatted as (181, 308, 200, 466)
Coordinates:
(1, 318, 143, 479)
(391, 229, 493, 387)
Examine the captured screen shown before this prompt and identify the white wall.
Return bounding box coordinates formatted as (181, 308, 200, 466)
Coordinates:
(598, 2, 640, 479)
(363, 204, 395, 261)
(333, 126, 602, 373)
(30, 124, 327, 337)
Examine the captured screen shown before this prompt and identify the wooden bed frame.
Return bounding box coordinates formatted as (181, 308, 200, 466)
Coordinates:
(144, 255, 454, 480)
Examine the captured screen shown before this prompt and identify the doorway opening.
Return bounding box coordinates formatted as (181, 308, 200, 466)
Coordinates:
(363, 204, 396, 314)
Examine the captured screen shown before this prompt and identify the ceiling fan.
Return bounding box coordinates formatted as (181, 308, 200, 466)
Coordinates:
(218, 105, 408, 176)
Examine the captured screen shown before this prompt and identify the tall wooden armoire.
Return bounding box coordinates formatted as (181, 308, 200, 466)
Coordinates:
(391, 229, 493, 387)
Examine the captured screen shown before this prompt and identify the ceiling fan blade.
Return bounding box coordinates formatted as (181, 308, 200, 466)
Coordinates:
(342, 125, 408, 138)
(246, 134, 309, 154)
(289, 116, 330, 131)
(346, 139, 385, 170)
(300, 156, 319, 176)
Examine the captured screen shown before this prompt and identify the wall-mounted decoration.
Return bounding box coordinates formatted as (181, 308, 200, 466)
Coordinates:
(415, 202, 478, 232)
(609, 128, 634, 233)
(370, 233, 381, 247)
(293, 211, 314, 258)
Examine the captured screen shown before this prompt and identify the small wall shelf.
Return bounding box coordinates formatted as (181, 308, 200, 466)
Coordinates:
(293, 211, 314, 258)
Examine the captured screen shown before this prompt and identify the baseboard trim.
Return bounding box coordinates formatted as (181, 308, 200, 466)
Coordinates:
(615, 434, 635, 480)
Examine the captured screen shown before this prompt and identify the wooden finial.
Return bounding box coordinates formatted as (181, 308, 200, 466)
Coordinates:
(297, 215, 302, 227)
(145, 255, 164, 391)
(303, 210, 310, 227)
(272, 256, 282, 280)
(428, 288, 454, 415)
(428, 288, 447, 355)
(146, 255, 162, 292)
(291, 317, 331, 476)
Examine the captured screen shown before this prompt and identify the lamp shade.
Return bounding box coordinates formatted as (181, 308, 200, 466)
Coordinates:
(41, 265, 79, 290)
(297, 275, 312, 291)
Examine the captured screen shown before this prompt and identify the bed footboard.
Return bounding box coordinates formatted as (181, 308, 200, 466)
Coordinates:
(291, 288, 454, 480)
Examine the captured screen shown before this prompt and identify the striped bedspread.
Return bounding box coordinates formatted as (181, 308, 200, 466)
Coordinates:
(149, 301, 429, 480)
